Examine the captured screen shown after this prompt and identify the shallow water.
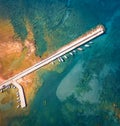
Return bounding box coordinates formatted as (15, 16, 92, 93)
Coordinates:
(0, 0, 120, 126)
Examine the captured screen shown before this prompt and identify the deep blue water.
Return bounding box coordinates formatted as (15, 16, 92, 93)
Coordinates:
(0, 0, 120, 126)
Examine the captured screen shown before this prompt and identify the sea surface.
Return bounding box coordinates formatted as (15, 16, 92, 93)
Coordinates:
(0, 0, 120, 126)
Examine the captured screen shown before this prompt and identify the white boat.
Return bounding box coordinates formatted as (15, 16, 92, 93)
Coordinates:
(11, 85, 14, 88)
(64, 55, 68, 59)
(89, 41, 93, 44)
(17, 100, 21, 103)
(58, 58, 61, 62)
(77, 48, 83, 51)
(60, 57, 64, 62)
(73, 50, 76, 53)
(16, 94, 19, 97)
(13, 86, 16, 89)
(17, 97, 20, 100)
(51, 62, 55, 65)
(69, 52, 73, 56)
(16, 92, 19, 94)
(84, 44, 90, 47)
(17, 105, 20, 108)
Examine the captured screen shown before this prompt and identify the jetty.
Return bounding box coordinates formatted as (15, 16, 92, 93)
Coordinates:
(0, 25, 105, 108)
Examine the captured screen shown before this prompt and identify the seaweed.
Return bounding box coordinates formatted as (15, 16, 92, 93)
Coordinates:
(76, 70, 92, 96)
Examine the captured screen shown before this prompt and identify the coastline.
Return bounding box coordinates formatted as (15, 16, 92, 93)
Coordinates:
(0, 19, 42, 126)
(0, 17, 68, 126)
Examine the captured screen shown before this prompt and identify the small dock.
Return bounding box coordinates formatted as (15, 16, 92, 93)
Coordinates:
(12, 81, 26, 108)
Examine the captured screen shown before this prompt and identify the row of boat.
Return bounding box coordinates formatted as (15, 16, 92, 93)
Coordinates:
(16, 91, 21, 108)
(52, 41, 93, 64)
(0, 84, 21, 108)
(0, 84, 16, 93)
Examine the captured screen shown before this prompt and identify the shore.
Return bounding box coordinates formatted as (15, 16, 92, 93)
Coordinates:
(0, 17, 64, 126)
(0, 19, 42, 125)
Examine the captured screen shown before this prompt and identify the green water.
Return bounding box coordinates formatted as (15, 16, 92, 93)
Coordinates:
(0, 0, 120, 126)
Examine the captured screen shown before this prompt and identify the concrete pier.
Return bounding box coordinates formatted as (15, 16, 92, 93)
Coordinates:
(12, 81, 26, 108)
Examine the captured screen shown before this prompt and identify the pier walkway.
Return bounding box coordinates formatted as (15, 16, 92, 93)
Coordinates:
(0, 25, 105, 108)
(12, 81, 26, 108)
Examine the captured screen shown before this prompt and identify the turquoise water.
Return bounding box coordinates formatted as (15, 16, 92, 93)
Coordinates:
(0, 0, 120, 126)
